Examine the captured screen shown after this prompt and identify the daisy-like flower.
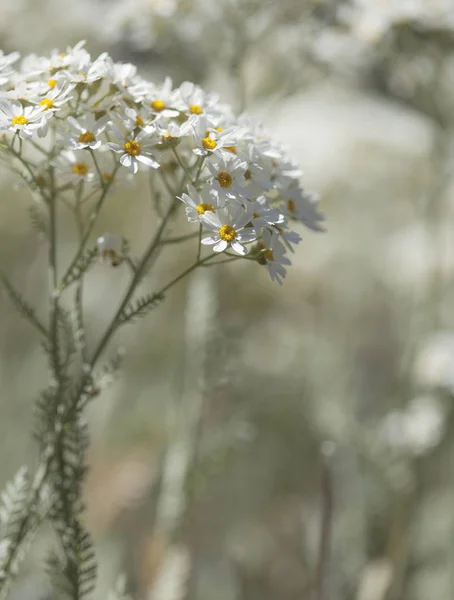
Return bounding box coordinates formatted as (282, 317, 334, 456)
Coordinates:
(136, 77, 180, 118)
(260, 228, 291, 285)
(248, 196, 285, 232)
(110, 61, 138, 90)
(179, 184, 219, 223)
(39, 40, 87, 75)
(200, 205, 256, 255)
(178, 81, 221, 124)
(206, 154, 248, 205)
(54, 149, 95, 184)
(280, 186, 325, 232)
(118, 106, 152, 131)
(0, 100, 48, 139)
(0, 50, 20, 85)
(0, 80, 43, 102)
(192, 117, 240, 158)
(107, 126, 159, 174)
(61, 114, 110, 150)
(64, 52, 110, 85)
(34, 83, 74, 113)
(97, 232, 123, 266)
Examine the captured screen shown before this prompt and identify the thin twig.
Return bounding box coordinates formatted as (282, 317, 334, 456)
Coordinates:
(314, 442, 335, 600)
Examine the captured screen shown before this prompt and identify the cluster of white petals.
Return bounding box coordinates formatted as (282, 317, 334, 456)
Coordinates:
(0, 41, 323, 284)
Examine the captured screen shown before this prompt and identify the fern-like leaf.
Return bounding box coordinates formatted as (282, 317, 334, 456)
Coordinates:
(28, 203, 48, 239)
(0, 271, 48, 338)
(61, 247, 98, 289)
(118, 292, 163, 324)
(47, 519, 97, 599)
(0, 468, 31, 582)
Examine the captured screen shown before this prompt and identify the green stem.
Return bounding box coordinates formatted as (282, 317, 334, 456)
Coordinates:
(60, 162, 120, 290)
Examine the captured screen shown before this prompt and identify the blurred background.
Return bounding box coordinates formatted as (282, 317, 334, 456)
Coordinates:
(1, 0, 454, 599)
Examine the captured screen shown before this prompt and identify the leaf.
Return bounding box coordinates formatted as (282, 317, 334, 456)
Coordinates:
(118, 292, 164, 324)
(62, 247, 98, 289)
(0, 271, 48, 338)
(47, 519, 97, 600)
(28, 203, 48, 239)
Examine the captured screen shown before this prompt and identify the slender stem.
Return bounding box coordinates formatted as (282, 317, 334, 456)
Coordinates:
(196, 225, 203, 261)
(171, 147, 194, 184)
(74, 182, 88, 362)
(89, 148, 104, 187)
(60, 162, 120, 290)
(89, 197, 179, 367)
(314, 444, 335, 600)
(48, 167, 60, 379)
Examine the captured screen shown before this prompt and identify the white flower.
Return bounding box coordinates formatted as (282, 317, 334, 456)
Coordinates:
(248, 196, 285, 232)
(117, 105, 152, 131)
(179, 184, 219, 223)
(97, 232, 123, 266)
(110, 60, 138, 90)
(61, 114, 110, 150)
(200, 205, 256, 255)
(39, 40, 88, 74)
(0, 100, 48, 139)
(107, 126, 160, 174)
(178, 81, 221, 123)
(206, 154, 248, 204)
(260, 228, 291, 285)
(0, 50, 20, 85)
(156, 118, 194, 144)
(34, 83, 74, 113)
(54, 149, 95, 184)
(280, 186, 325, 232)
(64, 51, 110, 84)
(192, 117, 239, 157)
(135, 77, 180, 118)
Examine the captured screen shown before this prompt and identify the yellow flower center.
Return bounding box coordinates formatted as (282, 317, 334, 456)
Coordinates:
(11, 115, 28, 126)
(72, 162, 89, 176)
(217, 171, 233, 188)
(202, 137, 217, 151)
(253, 212, 260, 219)
(40, 98, 54, 110)
(123, 140, 141, 156)
(48, 79, 57, 89)
(287, 199, 295, 213)
(103, 172, 113, 182)
(224, 146, 237, 154)
(135, 115, 145, 127)
(263, 248, 274, 261)
(190, 104, 203, 115)
(219, 224, 236, 242)
(78, 130, 95, 144)
(215, 126, 224, 133)
(197, 203, 215, 215)
(151, 99, 166, 112)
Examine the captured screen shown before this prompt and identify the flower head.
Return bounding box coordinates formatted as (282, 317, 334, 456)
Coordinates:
(200, 205, 256, 255)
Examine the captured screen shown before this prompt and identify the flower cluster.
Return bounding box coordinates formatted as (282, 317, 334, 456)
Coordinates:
(0, 41, 323, 284)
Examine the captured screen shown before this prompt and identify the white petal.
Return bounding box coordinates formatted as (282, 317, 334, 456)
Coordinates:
(107, 143, 123, 153)
(231, 240, 248, 255)
(201, 236, 218, 246)
(213, 240, 229, 253)
(136, 154, 159, 169)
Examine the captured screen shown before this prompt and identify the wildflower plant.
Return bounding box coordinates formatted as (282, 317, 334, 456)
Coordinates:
(0, 41, 323, 597)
